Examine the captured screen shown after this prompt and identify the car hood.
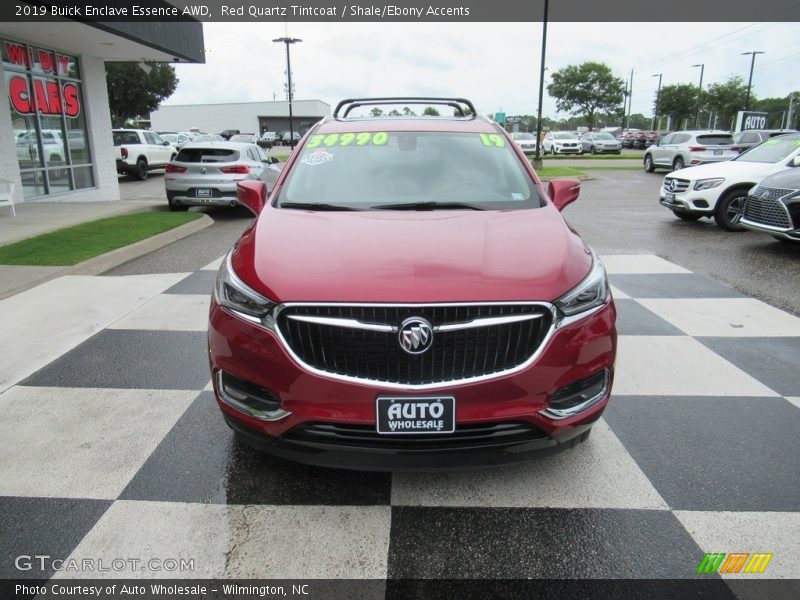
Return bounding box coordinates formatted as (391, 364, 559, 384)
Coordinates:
(670, 159, 781, 181)
(757, 167, 800, 189)
(231, 207, 593, 304)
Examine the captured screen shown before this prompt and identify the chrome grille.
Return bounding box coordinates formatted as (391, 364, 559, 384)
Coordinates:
(276, 304, 553, 386)
(744, 187, 793, 229)
(664, 178, 690, 193)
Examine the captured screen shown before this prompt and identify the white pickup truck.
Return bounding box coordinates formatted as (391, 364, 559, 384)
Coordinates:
(113, 129, 177, 180)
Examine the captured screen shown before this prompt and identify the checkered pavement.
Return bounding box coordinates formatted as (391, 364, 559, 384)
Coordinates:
(0, 254, 798, 585)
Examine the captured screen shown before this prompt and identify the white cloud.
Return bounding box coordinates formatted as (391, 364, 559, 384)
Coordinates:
(168, 21, 799, 121)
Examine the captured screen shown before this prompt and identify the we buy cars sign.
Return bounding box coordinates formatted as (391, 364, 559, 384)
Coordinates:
(4, 41, 80, 117)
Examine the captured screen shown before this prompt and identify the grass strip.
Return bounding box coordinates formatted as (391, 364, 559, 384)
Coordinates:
(0, 210, 202, 266)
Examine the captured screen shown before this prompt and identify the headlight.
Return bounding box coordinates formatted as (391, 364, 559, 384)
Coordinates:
(693, 178, 725, 191)
(214, 253, 276, 322)
(554, 256, 609, 318)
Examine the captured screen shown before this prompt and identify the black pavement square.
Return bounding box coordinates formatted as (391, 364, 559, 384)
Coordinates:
(21, 330, 210, 390)
(614, 299, 684, 336)
(164, 270, 217, 295)
(697, 337, 800, 397)
(387, 506, 708, 579)
(120, 392, 391, 505)
(605, 396, 800, 512)
(0, 496, 111, 579)
(609, 273, 744, 299)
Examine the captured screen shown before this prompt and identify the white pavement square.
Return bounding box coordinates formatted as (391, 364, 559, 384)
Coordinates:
(0, 387, 196, 500)
(675, 511, 800, 579)
(200, 256, 225, 271)
(638, 298, 800, 337)
(613, 336, 780, 397)
(59, 501, 392, 579)
(109, 294, 211, 331)
(391, 419, 668, 509)
(599, 254, 692, 274)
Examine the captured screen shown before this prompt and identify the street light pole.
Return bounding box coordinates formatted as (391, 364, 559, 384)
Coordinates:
(273, 36, 302, 149)
(651, 73, 662, 131)
(691, 63, 704, 129)
(741, 51, 764, 110)
(533, 0, 548, 169)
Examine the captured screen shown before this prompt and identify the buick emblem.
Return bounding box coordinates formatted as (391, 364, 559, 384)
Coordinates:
(398, 317, 434, 354)
(200, 167, 207, 174)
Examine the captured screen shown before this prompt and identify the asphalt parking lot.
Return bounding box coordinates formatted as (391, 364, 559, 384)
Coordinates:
(1, 165, 795, 594)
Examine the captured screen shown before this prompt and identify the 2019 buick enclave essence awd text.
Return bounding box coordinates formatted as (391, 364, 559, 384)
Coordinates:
(208, 97, 617, 471)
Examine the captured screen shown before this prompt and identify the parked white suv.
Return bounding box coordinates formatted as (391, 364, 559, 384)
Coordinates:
(542, 132, 581, 155)
(113, 129, 177, 180)
(644, 130, 737, 173)
(658, 132, 800, 230)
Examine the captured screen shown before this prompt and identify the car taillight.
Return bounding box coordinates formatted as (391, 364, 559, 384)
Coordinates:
(731, 146, 743, 153)
(689, 146, 706, 152)
(165, 164, 186, 173)
(121, 147, 128, 159)
(220, 165, 250, 174)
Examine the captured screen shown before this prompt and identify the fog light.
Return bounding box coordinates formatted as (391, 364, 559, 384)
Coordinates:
(217, 371, 290, 421)
(540, 370, 609, 420)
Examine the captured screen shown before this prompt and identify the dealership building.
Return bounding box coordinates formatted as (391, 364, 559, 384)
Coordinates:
(0, 21, 204, 203)
(149, 99, 331, 138)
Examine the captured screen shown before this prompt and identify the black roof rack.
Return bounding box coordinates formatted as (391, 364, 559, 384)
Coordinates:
(333, 97, 477, 119)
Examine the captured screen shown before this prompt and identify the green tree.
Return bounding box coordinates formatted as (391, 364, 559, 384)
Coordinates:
(423, 106, 440, 116)
(704, 76, 751, 130)
(105, 62, 178, 127)
(656, 83, 699, 130)
(370, 107, 384, 116)
(388, 109, 401, 116)
(547, 62, 625, 129)
(754, 92, 799, 128)
(402, 106, 416, 116)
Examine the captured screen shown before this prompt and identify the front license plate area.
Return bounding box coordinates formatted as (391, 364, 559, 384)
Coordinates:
(665, 192, 675, 202)
(195, 188, 212, 198)
(376, 396, 455, 435)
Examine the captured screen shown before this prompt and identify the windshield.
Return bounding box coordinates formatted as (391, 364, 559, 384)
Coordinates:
(161, 134, 177, 142)
(229, 135, 251, 143)
(594, 132, 615, 140)
(553, 133, 574, 140)
(512, 132, 535, 140)
(277, 131, 543, 210)
(735, 136, 800, 164)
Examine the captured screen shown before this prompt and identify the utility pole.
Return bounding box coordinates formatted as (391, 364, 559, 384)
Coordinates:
(651, 73, 662, 131)
(741, 51, 764, 110)
(533, 0, 549, 169)
(273, 34, 302, 149)
(692, 63, 704, 129)
(625, 68, 633, 130)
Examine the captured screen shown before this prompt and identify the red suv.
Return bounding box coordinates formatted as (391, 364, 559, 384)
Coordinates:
(208, 97, 617, 470)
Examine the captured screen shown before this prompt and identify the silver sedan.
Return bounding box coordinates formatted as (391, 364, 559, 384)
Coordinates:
(164, 142, 282, 211)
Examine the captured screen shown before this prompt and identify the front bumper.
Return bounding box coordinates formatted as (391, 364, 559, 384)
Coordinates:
(739, 217, 800, 241)
(659, 191, 715, 214)
(208, 300, 617, 470)
(554, 147, 581, 154)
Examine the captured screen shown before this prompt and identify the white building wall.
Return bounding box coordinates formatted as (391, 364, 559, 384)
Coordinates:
(150, 100, 330, 134)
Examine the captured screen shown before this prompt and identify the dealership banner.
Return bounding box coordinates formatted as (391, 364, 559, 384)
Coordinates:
(4, 0, 800, 22)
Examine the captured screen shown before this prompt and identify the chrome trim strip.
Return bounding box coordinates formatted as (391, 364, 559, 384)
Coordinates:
(286, 314, 395, 332)
(271, 301, 559, 390)
(215, 371, 291, 421)
(739, 217, 791, 234)
(538, 371, 609, 420)
(285, 312, 543, 333)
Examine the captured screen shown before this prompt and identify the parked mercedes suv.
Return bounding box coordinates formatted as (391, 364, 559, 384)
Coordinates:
(208, 97, 617, 470)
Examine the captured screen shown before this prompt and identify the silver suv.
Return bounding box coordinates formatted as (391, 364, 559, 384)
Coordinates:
(643, 130, 737, 173)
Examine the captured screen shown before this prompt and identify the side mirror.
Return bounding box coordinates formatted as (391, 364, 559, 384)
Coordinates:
(548, 178, 581, 212)
(237, 180, 267, 216)
(270, 157, 280, 164)
(163, 140, 170, 146)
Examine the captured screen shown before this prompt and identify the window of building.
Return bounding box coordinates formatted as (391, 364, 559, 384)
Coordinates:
(3, 38, 94, 198)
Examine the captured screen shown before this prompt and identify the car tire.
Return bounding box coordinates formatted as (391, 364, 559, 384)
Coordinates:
(168, 198, 187, 212)
(672, 209, 702, 221)
(643, 154, 655, 173)
(672, 156, 685, 171)
(134, 158, 148, 180)
(714, 189, 749, 231)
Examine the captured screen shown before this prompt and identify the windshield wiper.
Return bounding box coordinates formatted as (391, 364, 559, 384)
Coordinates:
(279, 202, 358, 211)
(371, 201, 485, 211)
